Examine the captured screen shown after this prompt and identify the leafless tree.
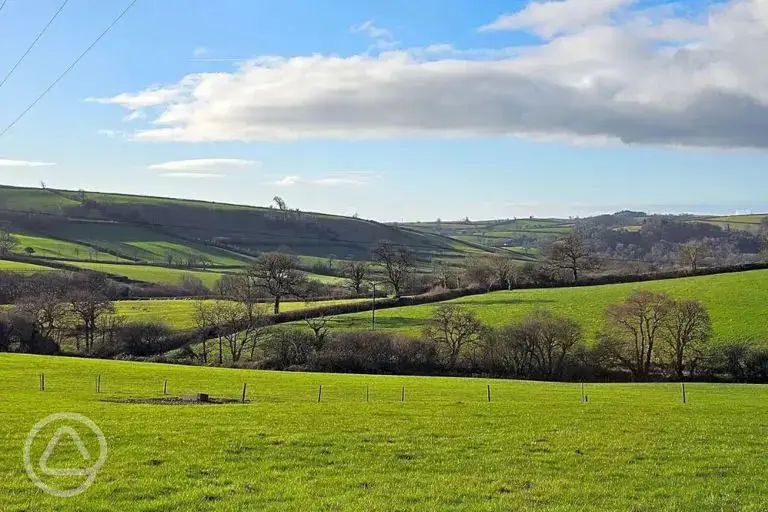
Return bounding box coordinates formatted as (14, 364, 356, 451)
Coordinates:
(343, 261, 369, 295)
(489, 254, 518, 290)
(372, 240, 415, 298)
(464, 255, 494, 290)
(678, 241, 707, 272)
(546, 227, 598, 282)
(424, 304, 483, 369)
(67, 272, 114, 352)
(304, 314, 330, 350)
(273, 196, 287, 210)
(194, 300, 228, 365)
(599, 290, 673, 378)
(0, 228, 18, 255)
(662, 299, 712, 378)
(247, 253, 306, 314)
(68, 290, 114, 353)
(211, 300, 269, 364)
(518, 310, 582, 378)
(760, 218, 768, 259)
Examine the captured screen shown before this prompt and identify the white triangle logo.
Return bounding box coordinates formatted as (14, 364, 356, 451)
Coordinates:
(39, 426, 92, 477)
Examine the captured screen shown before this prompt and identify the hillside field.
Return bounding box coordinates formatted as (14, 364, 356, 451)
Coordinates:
(114, 298, 367, 330)
(1, 354, 767, 510)
(66, 262, 232, 289)
(0, 260, 55, 273)
(326, 270, 768, 344)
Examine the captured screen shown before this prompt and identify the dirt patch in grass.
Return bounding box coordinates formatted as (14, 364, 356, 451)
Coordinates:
(103, 395, 246, 405)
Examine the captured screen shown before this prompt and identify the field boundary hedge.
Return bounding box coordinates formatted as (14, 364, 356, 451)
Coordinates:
(155, 261, 768, 355)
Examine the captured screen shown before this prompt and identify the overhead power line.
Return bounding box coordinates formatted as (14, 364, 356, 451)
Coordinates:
(0, 0, 139, 140)
(0, 0, 7, 15)
(0, 0, 70, 93)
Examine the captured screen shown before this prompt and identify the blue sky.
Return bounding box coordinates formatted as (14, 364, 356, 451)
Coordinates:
(0, 0, 766, 221)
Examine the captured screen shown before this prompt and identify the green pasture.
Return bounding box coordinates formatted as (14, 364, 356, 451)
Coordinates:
(0, 259, 55, 273)
(327, 270, 768, 344)
(66, 262, 230, 289)
(10, 233, 124, 262)
(114, 298, 366, 330)
(1, 354, 768, 510)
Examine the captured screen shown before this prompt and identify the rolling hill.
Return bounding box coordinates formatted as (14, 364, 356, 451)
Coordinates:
(0, 185, 496, 287)
(322, 269, 768, 345)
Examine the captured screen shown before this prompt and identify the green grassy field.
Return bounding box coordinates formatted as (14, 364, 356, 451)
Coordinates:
(327, 270, 768, 345)
(0, 259, 55, 272)
(10, 233, 125, 262)
(66, 262, 230, 289)
(114, 298, 366, 330)
(2, 354, 768, 510)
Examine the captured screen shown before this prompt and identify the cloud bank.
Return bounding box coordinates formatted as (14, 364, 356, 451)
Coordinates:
(90, 0, 768, 149)
(0, 159, 56, 167)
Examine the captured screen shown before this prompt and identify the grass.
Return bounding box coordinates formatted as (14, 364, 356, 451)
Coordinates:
(114, 298, 367, 330)
(0, 259, 55, 272)
(2, 354, 768, 510)
(65, 262, 230, 289)
(327, 270, 768, 345)
(10, 233, 125, 262)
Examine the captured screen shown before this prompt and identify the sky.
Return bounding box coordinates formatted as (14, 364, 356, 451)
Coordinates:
(0, 0, 767, 221)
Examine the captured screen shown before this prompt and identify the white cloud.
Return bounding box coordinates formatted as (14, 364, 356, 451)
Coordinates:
(123, 110, 146, 122)
(480, 0, 636, 37)
(351, 20, 397, 50)
(160, 172, 224, 179)
(0, 159, 56, 167)
(97, 129, 130, 139)
(273, 172, 372, 187)
(193, 47, 212, 58)
(90, 0, 768, 150)
(148, 158, 258, 172)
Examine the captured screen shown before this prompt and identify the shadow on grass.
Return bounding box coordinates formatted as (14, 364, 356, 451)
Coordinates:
(329, 316, 427, 329)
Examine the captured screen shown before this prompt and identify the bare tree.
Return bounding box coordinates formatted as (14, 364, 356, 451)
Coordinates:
(662, 299, 712, 378)
(373, 240, 415, 298)
(464, 255, 494, 290)
(273, 196, 287, 210)
(68, 290, 114, 353)
(304, 314, 330, 350)
(0, 228, 18, 255)
(194, 300, 228, 365)
(247, 253, 306, 314)
(15, 292, 70, 346)
(67, 272, 115, 352)
(213, 299, 269, 364)
(489, 255, 517, 290)
(343, 261, 369, 295)
(518, 309, 582, 378)
(546, 227, 598, 282)
(599, 290, 673, 378)
(678, 241, 707, 272)
(759, 218, 768, 259)
(424, 304, 483, 369)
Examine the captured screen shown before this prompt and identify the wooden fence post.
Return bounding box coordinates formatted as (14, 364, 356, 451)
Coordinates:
(241, 383, 247, 403)
(96, 375, 101, 393)
(317, 385, 322, 403)
(163, 379, 168, 396)
(487, 384, 491, 402)
(401, 386, 405, 402)
(681, 382, 687, 404)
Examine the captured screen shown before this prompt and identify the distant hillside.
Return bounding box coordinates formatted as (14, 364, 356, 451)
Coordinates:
(0, 185, 489, 267)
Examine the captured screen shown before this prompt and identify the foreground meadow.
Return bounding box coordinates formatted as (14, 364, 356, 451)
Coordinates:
(1, 354, 767, 511)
